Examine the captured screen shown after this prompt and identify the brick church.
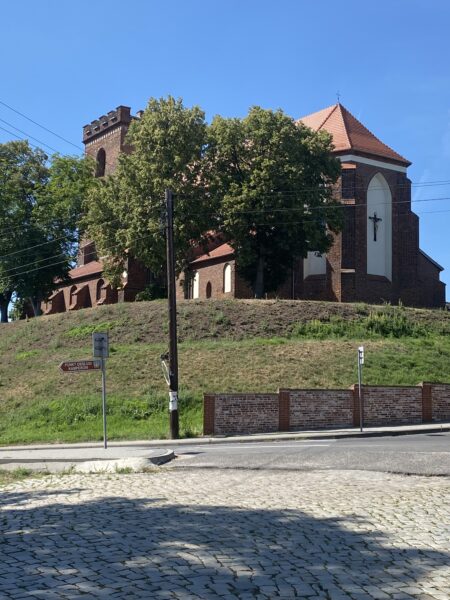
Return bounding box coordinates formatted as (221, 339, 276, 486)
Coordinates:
(42, 103, 445, 314)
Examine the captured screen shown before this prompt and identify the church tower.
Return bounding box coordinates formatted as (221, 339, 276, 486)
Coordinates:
(82, 105, 133, 175)
(297, 103, 445, 307)
(76, 107, 134, 267)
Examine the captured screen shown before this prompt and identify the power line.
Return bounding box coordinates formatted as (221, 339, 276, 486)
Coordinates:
(4, 205, 450, 280)
(3, 251, 70, 275)
(0, 234, 68, 260)
(0, 99, 83, 151)
(0, 117, 62, 154)
(0, 125, 49, 154)
(175, 179, 450, 199)
(1, 191, 450, 260)
(0, 177, 449, 243)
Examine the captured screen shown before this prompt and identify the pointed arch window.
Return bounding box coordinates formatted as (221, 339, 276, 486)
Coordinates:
(367, 173, 392, 280)
(193, 271, 200, 299)
(223, 263, 232, 293)
(69, 285, 77, 308)
(96, 279, 105, 302)
(96, 148, 106, 177)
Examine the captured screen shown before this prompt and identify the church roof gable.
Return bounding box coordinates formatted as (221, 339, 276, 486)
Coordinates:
(299, 103, 411, 167)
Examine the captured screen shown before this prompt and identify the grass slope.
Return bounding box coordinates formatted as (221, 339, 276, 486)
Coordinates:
(1, 299, 449, 444)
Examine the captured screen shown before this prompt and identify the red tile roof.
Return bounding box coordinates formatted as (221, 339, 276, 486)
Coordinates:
(69, 260, 103, 279)
(299, 104, 411, 167)
(191, 243, 234, 265)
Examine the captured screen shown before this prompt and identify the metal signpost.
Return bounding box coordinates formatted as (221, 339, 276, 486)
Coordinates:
(357, 345, 365, 432)
(93, 333, 109, 449)
(59, 332, 109, 449)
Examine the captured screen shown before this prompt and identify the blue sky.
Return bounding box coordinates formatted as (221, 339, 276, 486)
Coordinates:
(1, 0, 450, 296)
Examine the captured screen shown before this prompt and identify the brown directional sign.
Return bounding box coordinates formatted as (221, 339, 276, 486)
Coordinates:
(59, 360, 101, 373)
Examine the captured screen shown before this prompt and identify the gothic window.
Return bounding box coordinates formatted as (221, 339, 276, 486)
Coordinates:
(96, 279, 105, 302)
(96, 148, 106, 177)
(193, 271, 200, 299)
(223, 263, 232, 293)
(367, 173, 392, 280)
(69, 285, 77, 307)
(206, 282, 212, 298)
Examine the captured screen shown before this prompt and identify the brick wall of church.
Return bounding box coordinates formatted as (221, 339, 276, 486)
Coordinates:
(49, 276, 117, 313)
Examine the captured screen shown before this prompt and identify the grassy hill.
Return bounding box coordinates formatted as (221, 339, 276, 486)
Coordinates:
(1, 299, 450, 445)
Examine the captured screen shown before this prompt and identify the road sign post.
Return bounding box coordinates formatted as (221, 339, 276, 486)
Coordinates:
(357, 346, 365, 432)
(100, 357, 107, 449)
(59, 332, 109, 450)
(92, 333, 109, 449)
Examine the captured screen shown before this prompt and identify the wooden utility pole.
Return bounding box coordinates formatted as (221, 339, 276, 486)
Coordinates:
(165, 188, 179, 439)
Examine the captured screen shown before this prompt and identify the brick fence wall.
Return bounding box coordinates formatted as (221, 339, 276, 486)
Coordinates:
(203, 383, 450, 436)
(355, 386, 423, 427)
(430, 384, 450, 422)
(286, 389, 353, 430)
(204, 393, 279, 435)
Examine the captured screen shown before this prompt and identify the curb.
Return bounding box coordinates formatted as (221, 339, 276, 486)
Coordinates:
(74, 450, 175, 474)
(0, 449, 175, 473)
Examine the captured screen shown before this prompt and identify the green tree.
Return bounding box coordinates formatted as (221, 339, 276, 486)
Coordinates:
(0, 141, 48, 321)
(0, 142, 95, 321)
(35, 154, 96, 243)
(84, 96, 214, 285)
(207, 106, 342, 297)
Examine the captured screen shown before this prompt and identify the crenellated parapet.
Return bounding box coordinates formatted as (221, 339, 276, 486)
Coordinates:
(82, 106, 132, 145)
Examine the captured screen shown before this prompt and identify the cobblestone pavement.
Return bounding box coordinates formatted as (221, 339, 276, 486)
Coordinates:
(0, 468, 449, 599)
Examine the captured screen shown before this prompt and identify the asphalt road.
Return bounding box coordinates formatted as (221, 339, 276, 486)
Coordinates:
(172, 432, 450, 476)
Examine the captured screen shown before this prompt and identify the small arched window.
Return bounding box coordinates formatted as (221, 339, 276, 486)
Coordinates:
(206, 281, 212, 299)
(96, 279, 105, 302)
(223, 263, 232, 293)
(69, 285, 77, 307)
(193, 271, 200, 299)
(96, 148, 106, 177)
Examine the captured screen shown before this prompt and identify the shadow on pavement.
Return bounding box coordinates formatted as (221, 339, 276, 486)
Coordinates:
(0, 487, 448, 598)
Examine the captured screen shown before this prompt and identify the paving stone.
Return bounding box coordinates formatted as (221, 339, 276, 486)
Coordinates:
(0, 469, 448, 598)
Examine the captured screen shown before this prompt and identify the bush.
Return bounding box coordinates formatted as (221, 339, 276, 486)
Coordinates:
(135, 283, 167, 301)
(291, 308, 428, 340)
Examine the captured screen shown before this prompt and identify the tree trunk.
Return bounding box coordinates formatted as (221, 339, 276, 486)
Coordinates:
(253, 255, 265, 299)
(31, 297, 43, 317)
(0, 291, 12, 323)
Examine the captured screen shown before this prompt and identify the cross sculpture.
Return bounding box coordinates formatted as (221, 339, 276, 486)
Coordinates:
(369, 212, 382, 242)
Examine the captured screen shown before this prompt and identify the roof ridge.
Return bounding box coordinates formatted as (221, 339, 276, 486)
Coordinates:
(336, 103, 352, 149)
(340, 105, 410, 165)
(316, 103, 339, 131)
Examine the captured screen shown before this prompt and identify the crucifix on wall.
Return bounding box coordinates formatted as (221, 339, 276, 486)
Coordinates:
(368, 212, 382, 242)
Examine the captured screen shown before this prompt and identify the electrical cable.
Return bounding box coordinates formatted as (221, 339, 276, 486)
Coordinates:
(1, 190, 449, 260)
(0, 99, 83, 151)
(0, 117, 61, 154)
(0, 125, 50, 153)
(4, 205, 450, 279)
